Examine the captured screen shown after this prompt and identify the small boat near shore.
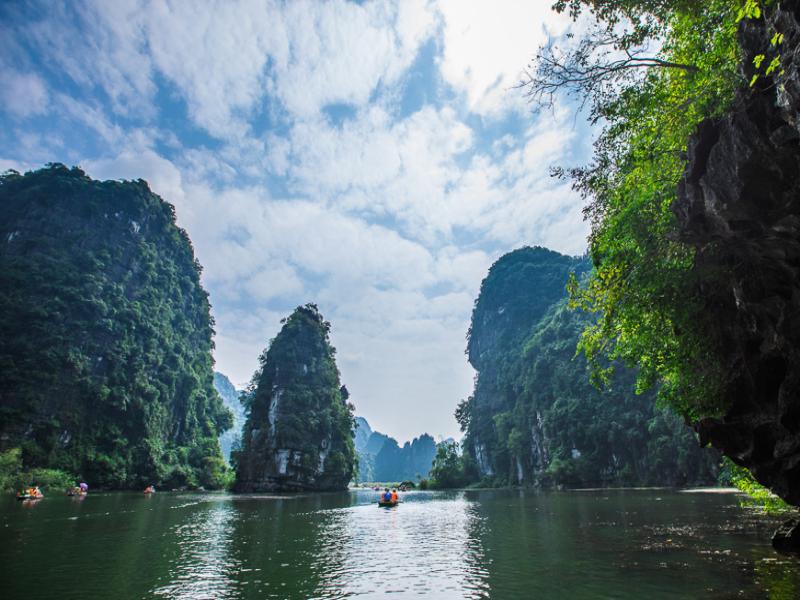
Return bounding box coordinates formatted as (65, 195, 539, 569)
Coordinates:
(17, 488, 44, 501)
(378, 500, 398, 507)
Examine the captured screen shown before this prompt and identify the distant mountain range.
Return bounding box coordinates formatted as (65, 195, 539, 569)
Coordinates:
(353, 417, 437, 483)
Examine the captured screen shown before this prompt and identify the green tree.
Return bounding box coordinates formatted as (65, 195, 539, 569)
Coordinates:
(430, 441, 469, 489)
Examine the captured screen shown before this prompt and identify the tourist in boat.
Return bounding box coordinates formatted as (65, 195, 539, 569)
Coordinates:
(382, 488, 392, 503)
(22, 486, 43, 499)
(391, 489, 398, 502)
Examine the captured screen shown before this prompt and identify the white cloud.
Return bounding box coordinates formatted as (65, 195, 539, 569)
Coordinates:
(1, 0, 595, 441)
(273, 0, 436, 118)
(82, 149, 186, 208)
(243, 264, 305, 301)
(436, 0, 571, 116)
(29, 0, 436, 138)
(0, 67, 49, 118)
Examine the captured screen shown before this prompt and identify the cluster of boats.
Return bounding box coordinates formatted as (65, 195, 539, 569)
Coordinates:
(15, 483, 159, 501)
(16, 482, 88, 501)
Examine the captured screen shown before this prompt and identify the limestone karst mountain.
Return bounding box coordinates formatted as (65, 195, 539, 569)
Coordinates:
(234, 304, 356, 492)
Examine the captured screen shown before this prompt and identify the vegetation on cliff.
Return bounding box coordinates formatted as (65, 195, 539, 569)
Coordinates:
(529, 1, 800, 503)
(526, 0, 747, 417)
(0, 164, 232, 489)
(235, 304, 356, 492)
(429, 441, 470, 489)
(458, 247, 719, 488)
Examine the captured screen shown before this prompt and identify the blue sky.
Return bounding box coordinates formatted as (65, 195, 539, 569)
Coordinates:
(0, 0, 592, 442)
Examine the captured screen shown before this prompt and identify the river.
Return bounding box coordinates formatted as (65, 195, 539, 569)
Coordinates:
(1, 488, 798, 599)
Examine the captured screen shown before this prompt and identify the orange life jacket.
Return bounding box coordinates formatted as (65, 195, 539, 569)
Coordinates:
(391, 491, 398, 502)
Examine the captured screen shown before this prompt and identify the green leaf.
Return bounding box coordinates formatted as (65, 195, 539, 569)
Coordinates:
(765, 56, 782, 76)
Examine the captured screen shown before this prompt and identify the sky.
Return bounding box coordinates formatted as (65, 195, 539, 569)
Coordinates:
(0, 0, 593, 443)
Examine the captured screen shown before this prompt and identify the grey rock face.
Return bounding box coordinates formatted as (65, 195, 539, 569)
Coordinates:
(675, 1, 800, 505)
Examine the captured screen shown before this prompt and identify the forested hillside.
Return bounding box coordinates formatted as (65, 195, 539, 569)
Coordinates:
(459, 247, 719, 487)
(235, 304, 356, 492)
(0, 164, 231, 488)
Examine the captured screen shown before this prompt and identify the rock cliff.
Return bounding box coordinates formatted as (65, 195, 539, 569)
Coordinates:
(674, 0, 800, 504)
(234, 304, 356, 492)
(460, 247, 719, 487)
(0, 165, 231, 489)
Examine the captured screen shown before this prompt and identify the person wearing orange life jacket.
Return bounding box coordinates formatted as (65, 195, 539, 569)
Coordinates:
(391, 489, 398, 502)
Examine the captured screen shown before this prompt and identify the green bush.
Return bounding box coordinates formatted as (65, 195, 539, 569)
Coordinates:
(721, 458, 792, 514)
(0, 448, 23, 492)
(12, 468, 75, 493)
(199, 456, 234, 490)
(2, 448, 77, 494)
(429, 442, 469, 489)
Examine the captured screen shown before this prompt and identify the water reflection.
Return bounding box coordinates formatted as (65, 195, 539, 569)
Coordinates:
(151, 499, 240, 599)
(227, 493, 338, 598)
(465, 489, 800, 599)
(309, 491, 491, 598)
(2, 488, 800, 599)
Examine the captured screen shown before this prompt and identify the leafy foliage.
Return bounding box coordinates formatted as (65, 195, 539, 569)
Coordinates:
(0, 447, 76, 493)
(460, 247, 719, 488)
(429, 441, 470, 489)
(525, 1, 764, 418)
(0, 165, 232, 489)
(720, 458, 794, 514)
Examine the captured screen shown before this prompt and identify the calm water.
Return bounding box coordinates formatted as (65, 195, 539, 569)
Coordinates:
(1, 488, 799, 599)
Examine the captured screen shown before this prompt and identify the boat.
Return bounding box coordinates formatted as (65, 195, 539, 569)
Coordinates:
(16, 489, 44, 501)
(378, 500, 398, 507)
